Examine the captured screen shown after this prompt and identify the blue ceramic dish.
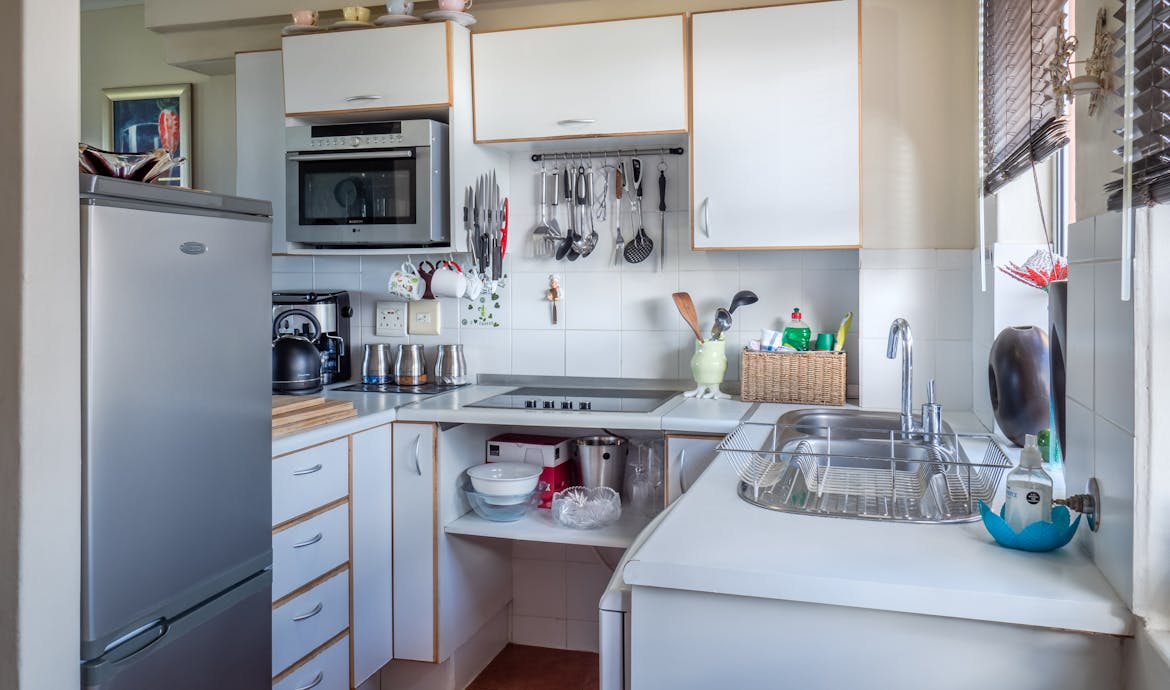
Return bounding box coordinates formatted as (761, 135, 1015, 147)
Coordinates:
(978, 500, 1081, 552)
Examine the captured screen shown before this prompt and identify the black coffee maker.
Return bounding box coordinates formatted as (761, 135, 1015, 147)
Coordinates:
(272, 291, 354, 385)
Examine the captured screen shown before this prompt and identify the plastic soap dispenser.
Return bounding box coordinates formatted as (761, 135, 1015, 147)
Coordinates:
(1004, 434, 1053, 533)
(782, 308, 812, 351)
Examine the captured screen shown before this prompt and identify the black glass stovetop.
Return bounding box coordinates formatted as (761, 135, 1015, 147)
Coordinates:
(466, 387, 676, 413)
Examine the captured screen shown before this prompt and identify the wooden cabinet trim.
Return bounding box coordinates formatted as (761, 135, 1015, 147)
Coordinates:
(272, 562, 350, 610)
(272, 496, 350, 533)
(272, 422, 391, 461)
(471, 12, 687, 35)
(271, 628, 350, 685)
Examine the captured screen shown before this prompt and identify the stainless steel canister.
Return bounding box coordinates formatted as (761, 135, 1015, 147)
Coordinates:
(361, 343, 393, 384)
(394, 344, 427, 385)
(573, 436, 628, 491)
(434, 344, 468, 385)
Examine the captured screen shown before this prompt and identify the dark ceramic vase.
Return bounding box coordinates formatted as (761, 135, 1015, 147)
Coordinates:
(988, 325, 1051, 447)
(1048, 281, 1068, 456)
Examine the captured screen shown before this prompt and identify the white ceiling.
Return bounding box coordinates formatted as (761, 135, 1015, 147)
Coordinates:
(81, 0, 144, 11)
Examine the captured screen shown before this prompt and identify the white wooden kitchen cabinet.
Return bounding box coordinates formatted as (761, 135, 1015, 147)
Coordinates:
(391, 422, 510, 663)
(350, 424, 394, 686)
(471, 16, 688, 143)
(691, 1, 860, 249)
(664, 434, 721, 505)
(282, 23, 452, 117)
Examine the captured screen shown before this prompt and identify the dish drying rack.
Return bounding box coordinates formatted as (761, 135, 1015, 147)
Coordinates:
(718, 422, 1012, 523)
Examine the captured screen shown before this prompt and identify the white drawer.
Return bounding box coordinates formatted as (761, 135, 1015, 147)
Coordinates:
(273, 439, 348, 525)
(272, 504, 349, 602)
(273, 633, 350, 690)
(272, 570, 350, 676)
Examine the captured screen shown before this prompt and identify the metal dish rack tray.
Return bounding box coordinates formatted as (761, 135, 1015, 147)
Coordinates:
(717, 422, 1012, 523)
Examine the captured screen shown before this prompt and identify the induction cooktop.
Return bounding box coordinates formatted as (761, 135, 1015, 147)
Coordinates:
(466, 387, 677, 413)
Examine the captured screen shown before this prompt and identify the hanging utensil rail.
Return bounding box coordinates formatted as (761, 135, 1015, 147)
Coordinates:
(530, 147, 685, 162)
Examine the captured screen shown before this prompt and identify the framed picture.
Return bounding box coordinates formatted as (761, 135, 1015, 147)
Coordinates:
(102, 83, 192, 187)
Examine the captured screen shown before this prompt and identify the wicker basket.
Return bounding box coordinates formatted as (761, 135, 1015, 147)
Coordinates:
(740, 350, 847, 405)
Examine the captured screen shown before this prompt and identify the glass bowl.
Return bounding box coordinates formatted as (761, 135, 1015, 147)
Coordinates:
(78, 143, 185, 184)
(463, 480, 545, 522)
(551, 486, 622, 529)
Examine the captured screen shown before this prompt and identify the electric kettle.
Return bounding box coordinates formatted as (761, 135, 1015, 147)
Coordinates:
(272, 309, 323, 395)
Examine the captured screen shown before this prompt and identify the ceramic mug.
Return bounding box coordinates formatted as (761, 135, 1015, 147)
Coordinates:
(342, 6, 371, 22)
(292, 9, 319, 25)
(436, 0, 471, 11)
(463, 268, 485, 300)
(388, 262, 422, 301)
(386, 0, 414, 15)
(431, 260, 469, 299)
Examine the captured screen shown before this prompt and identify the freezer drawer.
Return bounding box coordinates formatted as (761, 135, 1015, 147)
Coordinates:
(83, 572, 271, 690)
(272, 503, 350, 601)
(273, 633, 350, 690)
(273, 569, 350, 675)
(272, 439, 350, 526)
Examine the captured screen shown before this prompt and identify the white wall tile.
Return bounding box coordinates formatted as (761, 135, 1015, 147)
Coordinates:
(510, 273, 564, 330)
(564, 545, 610, 565)
(736, 269, 802, 332)
(1066, 261, 1095, 407)
(272, 255, 314, 272)
(565, 563, 612, 622)
(935, 268, 973, 341)
(459, 329, 512, 377)
(619, 272, 679, 332)
(566, 620, 600, 654)
(859, 268, 936, 340)
(677, 270, 735, 332)
(313, 256, 360, 273)
(511, 616, 566, 649)
(1094, 212, 1123, 261)
(511, 330, 566, 376)
(512, 559, 566, 619)
(512, 541, 565, 561)
(935, 249, 971, 270)
(1064, 399, 1095, 500)
(935, 340, 974, 411)
(800, 269, 858, 337)
(738, 250, 802, 271)
(859, 248, 936, 269)
(1094, 261, 1134, 434)
(803, 249, 859, 270)
(272, 272, 313, 291)
(859, 336, 901, 410)
(621, 331, 678, 380)
(1093, 416, 1134, 607)
(564, 273, 622, 330)
(565, 331, 621, 378)
(1067, 217, 1096, 263)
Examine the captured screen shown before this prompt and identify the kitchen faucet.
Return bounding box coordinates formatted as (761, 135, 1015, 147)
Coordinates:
(886, 318, 917, 434)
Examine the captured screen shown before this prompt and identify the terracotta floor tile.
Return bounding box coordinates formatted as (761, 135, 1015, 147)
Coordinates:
(467, 643, 600, 690)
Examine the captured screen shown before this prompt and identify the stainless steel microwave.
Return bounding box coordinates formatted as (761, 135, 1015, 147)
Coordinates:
(285, 120, 448, 247)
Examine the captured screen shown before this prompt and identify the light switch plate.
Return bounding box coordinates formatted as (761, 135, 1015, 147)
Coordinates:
(407, 300, 441, 335)
(375, 301, 407, 337)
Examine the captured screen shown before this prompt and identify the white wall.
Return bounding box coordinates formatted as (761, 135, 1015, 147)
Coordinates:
(0, 1, 82, 688)
(81, 4, 236, 194)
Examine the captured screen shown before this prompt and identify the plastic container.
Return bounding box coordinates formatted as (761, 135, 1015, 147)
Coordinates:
(782, 308, 812, 351)
(462, 478, 544, 521)
(1003, 434, 1053, 533)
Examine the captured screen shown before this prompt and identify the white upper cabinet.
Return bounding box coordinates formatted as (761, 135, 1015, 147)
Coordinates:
(691, 1, 860, 249)
(282, 23, 452, 116)
(472, 15, 688, 142)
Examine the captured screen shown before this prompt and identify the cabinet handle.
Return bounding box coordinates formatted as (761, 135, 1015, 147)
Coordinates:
(556, 118, 596, 126)
(678, 449, 689, 495)
(292, 532, 323, 549)
(344, 94, 383, 102)
(413, 435, 422, 476)
(292, 464, 323, 476)
(294, 672, 324, 690)
(291, 602, 323, 622)
(701, 198, 711, 238)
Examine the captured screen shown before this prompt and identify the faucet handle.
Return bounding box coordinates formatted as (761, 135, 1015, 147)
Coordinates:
(922, 379, 942, 442)
(927, 378, 936, 404)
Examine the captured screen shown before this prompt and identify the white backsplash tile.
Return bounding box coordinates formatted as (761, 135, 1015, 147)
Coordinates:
(563, 273, 622, 330)
(511, 330, 566, 376)
(737, 249, 802, 271)
(510, 273, 564, 330)
(272, 255, 314, 272)
(935, 268, 974, 341)
(1066, 261, 1095, 407)
(860, 248, 938, 270)
(564, 563, 611, 622)
(565, 620, 600, 654)
(1093, 416, 1135, 607)
(511, 616, 566, 649)
(565, 331, 621, 378)
(313, 256, 361, 273)
(512, 558, 566, 619)
(1094, 261, 1134, 434)
(621, 331, 679, 380)
(272, 272, 313, 292)
(800, 269, 859, 338)
(735, 269, 803, 332)
(620, 272, 680, 331)
(458, 328, 512, 377)
(934, 340, 975, 411)
(859, 268, 936, 340)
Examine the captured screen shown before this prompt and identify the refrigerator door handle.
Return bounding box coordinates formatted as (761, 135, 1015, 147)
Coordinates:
(100, 618, 168, 664)
(292, 463, 323, 476)
(292, 602, 324, 622)
(295, 671, 325, 690)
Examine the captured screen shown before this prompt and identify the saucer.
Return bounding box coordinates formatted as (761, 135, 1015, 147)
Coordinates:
(330, 20, 374, 29)
(422, 10, 476, 27)
(281, 24, 324, 35)
(375, 14, 423, 26)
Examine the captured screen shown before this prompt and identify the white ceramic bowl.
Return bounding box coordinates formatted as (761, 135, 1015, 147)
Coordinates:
(466, 462, 541, 496)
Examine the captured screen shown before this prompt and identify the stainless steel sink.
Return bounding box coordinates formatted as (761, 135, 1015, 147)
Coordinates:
(720, 409, 1010, 523)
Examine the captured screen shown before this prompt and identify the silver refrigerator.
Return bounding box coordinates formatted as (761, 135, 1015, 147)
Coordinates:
(80, 175, 273, 689)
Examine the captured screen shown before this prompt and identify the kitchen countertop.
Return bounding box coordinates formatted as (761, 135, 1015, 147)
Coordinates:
(271, 385, 432, 456)
(622, 405, 1131, 637)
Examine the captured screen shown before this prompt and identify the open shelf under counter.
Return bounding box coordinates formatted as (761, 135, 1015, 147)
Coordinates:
(444, 506, 653, 549)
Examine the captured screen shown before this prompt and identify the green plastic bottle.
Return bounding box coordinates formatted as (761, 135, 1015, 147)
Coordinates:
(782, 308, 812, 351)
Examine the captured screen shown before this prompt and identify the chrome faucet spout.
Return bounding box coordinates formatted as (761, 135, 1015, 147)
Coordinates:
(886, 318, 916, 434)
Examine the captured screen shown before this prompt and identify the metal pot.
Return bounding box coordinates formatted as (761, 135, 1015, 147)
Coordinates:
(573, 436, 628, 491)
(272, 309, 323, 395)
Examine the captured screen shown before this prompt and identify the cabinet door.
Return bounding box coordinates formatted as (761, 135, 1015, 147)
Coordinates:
(665, 435, 722, 505)
(282, 24, 451, 116)
(472, 16, 687, 142)
(691, 1, 859, 249)
(235, 51, 286, 254)
(351, 425, 393, 685)
(391, 422, 437, 662)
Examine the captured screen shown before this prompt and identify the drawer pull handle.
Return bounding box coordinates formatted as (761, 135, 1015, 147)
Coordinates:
(294, 672, 324, 690)
(557, 118, 596, 126)
(292, 532, 323, 549)
(701, 197, 711, 238)
(413, 435, 422, 476)
(344, 94, 383, 102)
(292, 602, 323, 622)
(292, 464, 323, 476)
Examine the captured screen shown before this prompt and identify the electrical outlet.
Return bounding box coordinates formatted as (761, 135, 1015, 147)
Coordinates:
(375, 301, 407, 337)
(407, 300, 441, 336)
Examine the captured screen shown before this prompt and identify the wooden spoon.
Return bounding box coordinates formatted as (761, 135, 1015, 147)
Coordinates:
(672, 292, 705, 343)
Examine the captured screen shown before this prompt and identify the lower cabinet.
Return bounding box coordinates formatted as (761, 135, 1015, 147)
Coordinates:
(665, 434, 722, 505)
(272, 423, 394, 688)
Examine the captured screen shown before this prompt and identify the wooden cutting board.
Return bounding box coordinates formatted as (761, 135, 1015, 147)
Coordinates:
(272, 395, 328, 414)
(272, 397, 358, 438)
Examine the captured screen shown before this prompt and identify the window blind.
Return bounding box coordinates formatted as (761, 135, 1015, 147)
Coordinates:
(1105, 0, 1170, 209)
(983, 0, 1070, 194)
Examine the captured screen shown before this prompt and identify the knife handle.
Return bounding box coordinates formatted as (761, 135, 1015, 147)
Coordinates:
(631, 158, 643, 198)
(658, 170, 666, 212)
(564, 165, 572, 201)
(615, 167, 624, 200)
(550, 170, 559, 208)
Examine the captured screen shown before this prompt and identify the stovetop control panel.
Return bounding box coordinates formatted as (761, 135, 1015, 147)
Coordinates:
(467, 387, 674, 413)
